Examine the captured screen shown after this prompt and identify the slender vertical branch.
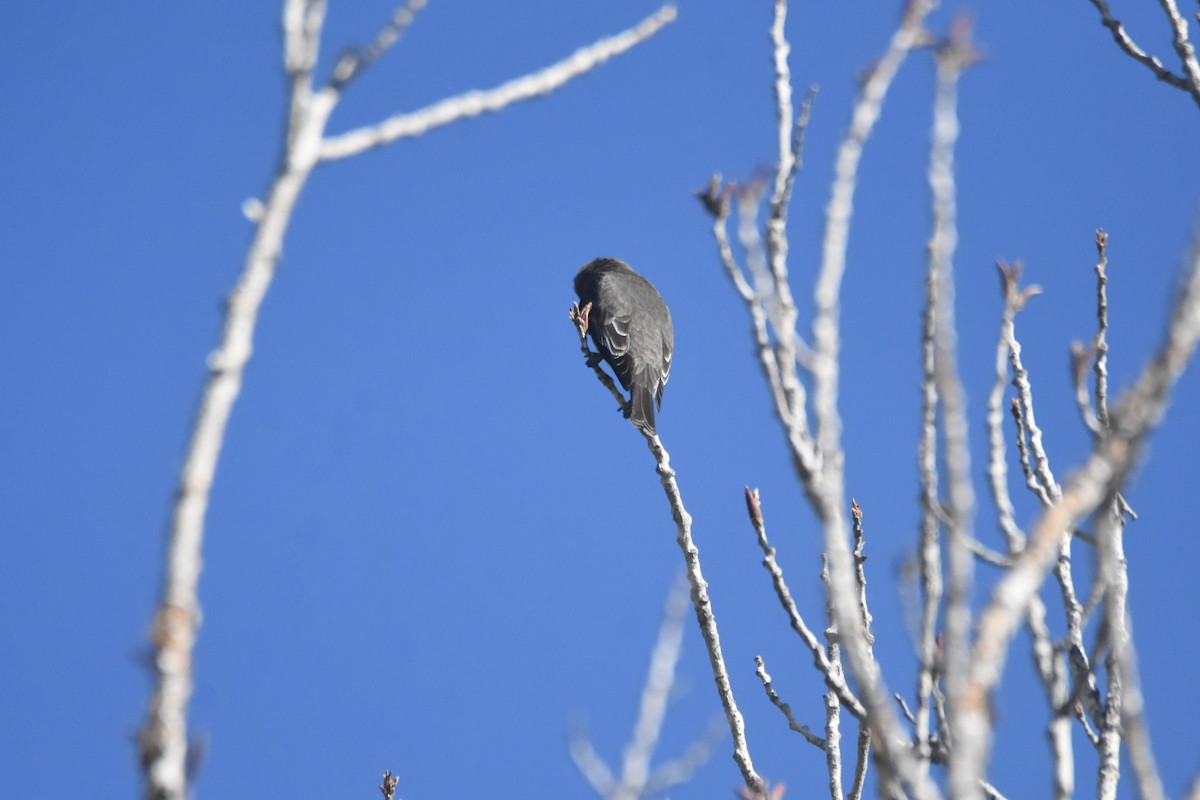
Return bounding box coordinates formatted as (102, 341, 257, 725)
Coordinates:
(848, 726, 872, 800)
(1119, 636, 1168, 800)
(820, 556, 846, 800)
(915, 153, 943, 770)
(989, 262, 1074, 799)
(765, 0, 814, 433)
(814, 4, 941, 794)
(615, 574, 691, 800)
(1093, 230, 1112, 432)
(927, 22, 979, 797)
(811, 0, 933, 457)
(571, 311, 763, 794)
(643, 433, 763, 794)
(1095, 501, 1126, 800)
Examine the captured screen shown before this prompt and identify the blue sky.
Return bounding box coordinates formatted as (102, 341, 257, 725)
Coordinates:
(2, 1, 1198, 798)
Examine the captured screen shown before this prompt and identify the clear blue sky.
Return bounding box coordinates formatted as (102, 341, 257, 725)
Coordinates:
(2, 1, 1198, 797)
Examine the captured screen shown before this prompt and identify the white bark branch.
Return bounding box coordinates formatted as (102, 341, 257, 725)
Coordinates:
(320, 5, 678, 161)
(962, 227, 1200, 796)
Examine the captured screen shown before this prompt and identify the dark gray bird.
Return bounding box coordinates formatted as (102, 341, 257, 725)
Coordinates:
(574, 257, 674, 434)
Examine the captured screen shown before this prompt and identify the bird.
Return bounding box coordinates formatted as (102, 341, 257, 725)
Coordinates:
(574, 257, 674, 435)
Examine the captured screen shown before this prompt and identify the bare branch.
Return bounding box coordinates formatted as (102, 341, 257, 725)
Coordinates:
(569, 311, 764, 793)
(1184, 769, 1200, 800)
(330, 0, 427, 89)
(569, 724, 617, 798)
(819, 555, 846, 800)
(927, 23, 980, 796)
(615, 575, 691, 799)
(1121, 653, 1168, 800)
(646, 439, 761, 791)
(1093, 230, 1112, 431)
(805, 4, 941, 794)
(849, 500, 875, 648)
(811, 0, 933, 458)
(141, 8, 339, 795)
(987, 264, 1029, 554)
(320, 5, 678, 161)
(643, 719, 726, 796)
(1096, 501, 1127, 800)
(1009, 399, 1052, 506)
(765, 0, 817, 436)
(754, 655, 827, 750)
(697, 178, 803, 447)
(744, 488, 865, 718)
(379, 770, 400, 800)
(964, 227, 1200, 799)
(1084, 0, 1197, 101)
(1155, 0, 1200, 105)
(915, 189, 943, 765)
(848, 725, 872, 800)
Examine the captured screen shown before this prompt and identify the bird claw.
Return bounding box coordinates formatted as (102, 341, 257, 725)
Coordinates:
(569, 301, 592, 334)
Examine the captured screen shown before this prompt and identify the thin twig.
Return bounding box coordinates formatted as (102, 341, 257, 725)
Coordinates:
(331, 0, 426, 89)
(848, 725, 871, 800)
(643, 719, 727, 796)
(1155, 0, 1200, 106)
(569, 574, 722, 800)
(744, 488, 865, 718)
(820, 555, 846, 800)
(1093, 230, 1112, 432)
(697, 178, 797, 431)
(1084, 0, 1196, 98)
(646, 432, 762, 793)
(766, 0, 815, 431)
(849, 500, 875, 648)
(570, 313, 763, 793)
(755, 656, 827, 750)
(320, 5, 679, 160)
(988, 263, 1031, 554)
(569, 726, 616, 798)
(615, 574, 692, 799)
(1010, 399, 1052, 507)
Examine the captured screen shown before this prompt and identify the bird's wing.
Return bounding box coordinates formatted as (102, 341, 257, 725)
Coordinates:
(591, 304, 635, 390)
(660, 327, 673, 386)
(596, 307, 631, 358)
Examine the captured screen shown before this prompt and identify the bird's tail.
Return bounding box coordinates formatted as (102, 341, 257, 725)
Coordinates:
(630, 385, 657, 435)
